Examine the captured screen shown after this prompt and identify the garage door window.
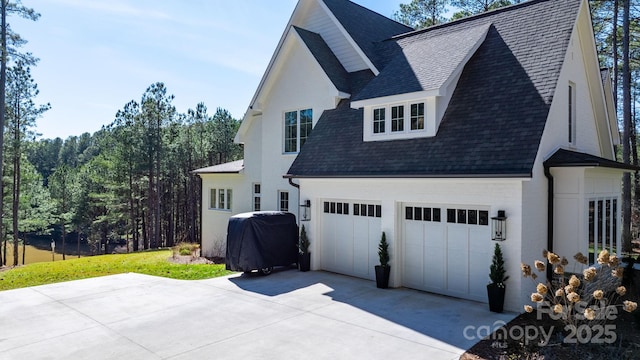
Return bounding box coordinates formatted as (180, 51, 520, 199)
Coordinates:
(405, 206, 441, 222)
(324, 201, 350, 215)
(446, 208, 488, 225)
(354, 203, 381, 217)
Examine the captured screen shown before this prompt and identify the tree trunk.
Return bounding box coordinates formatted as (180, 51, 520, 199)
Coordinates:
(61, 223, 66, 260)
(0, 0, 7, 268)
(129, 162, 137, 252)
(613, 0, 619, 107)
(77, 231, 80, 258)
(12, 106, 20, 266)
(141, 209, 148, 250)
(21, 235, 24, 265)
(633, 95, 639, 234)
(622, 0, 632, 253)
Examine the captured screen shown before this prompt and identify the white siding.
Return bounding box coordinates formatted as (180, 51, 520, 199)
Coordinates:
(200, 173, 251, 258)
(539, 16, 604, 160)
(523, 7, 620, 310)
(257, 35, 339, 214)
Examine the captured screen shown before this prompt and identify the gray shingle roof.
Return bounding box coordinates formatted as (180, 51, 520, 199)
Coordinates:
(287, 0, 583, 178)
(353, 22, 491, 101)
(193, 160, 244, 174)
(293, 26, 350, 93)
(321, 0, 413, 71)
(544, 149, 638, 171)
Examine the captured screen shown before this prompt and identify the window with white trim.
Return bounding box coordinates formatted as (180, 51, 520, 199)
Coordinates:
(284, 108, 312, 153)
(253, 183, 261, 211)
(210, 188, 232, 210)
(411, 103, 425, 130)
(588, 198, 618, 265)
(391, 105, 404, 132)
(279, 191, 289, 212)
(373, 108, 385, 134)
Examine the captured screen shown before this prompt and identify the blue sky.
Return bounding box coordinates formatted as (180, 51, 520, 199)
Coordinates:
(11, 0, 413, 139)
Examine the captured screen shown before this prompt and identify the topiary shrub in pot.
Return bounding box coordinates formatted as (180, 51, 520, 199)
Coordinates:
(487, 242, 509, 312)
(298, 225, 311, 272)
(375, 232, 390, 288)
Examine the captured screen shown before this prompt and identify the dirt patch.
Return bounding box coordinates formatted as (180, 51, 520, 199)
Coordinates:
(0, 265, 15, 272)
(461, 268, 640, 359)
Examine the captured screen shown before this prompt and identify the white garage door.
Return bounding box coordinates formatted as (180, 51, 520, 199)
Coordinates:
(321, 200, 381, 280)
(403, 205, 491, 302)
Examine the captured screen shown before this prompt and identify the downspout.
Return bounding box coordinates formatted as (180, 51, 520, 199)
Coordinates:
(288, 177, 301, 226)
(543, 165, 554, 282)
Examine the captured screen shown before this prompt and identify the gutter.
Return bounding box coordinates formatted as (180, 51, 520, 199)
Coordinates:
(283, 173, 532, 179)
(543, 164, 554, 282)
(288, 178, 301, 226)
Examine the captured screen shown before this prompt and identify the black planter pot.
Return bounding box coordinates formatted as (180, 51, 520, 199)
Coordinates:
(298, 252, 311, 272)
(487, 283, 506, 313)
(375, 265, 390, 289)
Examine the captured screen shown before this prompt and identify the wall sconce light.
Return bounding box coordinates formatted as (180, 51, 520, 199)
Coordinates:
(300, 199, 311, 221)
(491, 210, 507, 241)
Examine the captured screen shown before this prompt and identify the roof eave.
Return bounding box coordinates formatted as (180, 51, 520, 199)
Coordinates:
(284, 173, 532, 179)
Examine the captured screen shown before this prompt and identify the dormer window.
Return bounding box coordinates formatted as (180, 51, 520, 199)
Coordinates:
(373, 108, 385, 134)
(284, 108, 313, 153)
(411, 103, 425, 130)
(391, 105, 404, 132)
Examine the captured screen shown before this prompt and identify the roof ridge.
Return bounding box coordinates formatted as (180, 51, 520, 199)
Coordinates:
(390, 0, 561, 41)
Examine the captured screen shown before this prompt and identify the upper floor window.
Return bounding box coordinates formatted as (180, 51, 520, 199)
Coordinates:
(568, 83, 576, 144)
(284, 108, 313, 153)
(373, 108, 385, 134)
(411, 103, 425, 130)
(391, 105, 404, 132)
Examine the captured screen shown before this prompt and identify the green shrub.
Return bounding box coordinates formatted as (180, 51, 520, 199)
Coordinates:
(378, 232, 389, 267)
(299, 225, 310, 254)
(173, 242, 200, 256)
(489, 243, 508, 286)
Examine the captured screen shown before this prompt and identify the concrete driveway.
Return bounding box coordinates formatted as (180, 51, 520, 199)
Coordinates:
(0, 269, 516, 359)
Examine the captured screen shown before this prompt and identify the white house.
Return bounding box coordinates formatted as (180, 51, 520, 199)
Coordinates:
(194, 0, 634, 312)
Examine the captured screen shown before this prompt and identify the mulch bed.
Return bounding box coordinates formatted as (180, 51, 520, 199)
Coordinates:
(167, 255, 214, 265)
(461, 269, 640, 360)
(166, 255, 225, 265)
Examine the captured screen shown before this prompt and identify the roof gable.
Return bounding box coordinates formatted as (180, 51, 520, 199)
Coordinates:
(319, 0, 413, 71)
(352, 22, 491, 102)
(293, 26, 350, 93)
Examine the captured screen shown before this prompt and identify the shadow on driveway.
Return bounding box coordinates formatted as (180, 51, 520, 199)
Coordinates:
(228, 268, 516, 351)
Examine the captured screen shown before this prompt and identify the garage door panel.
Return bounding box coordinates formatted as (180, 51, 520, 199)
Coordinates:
(321, 200, 380, 281)
(353, 217, 371, 277)
(334, 216, 354, 274)
(322, 215, 337, 270)
(403, 220, 424, 287)
(403, 204, 488, 303)
(423, 223, 445, 290)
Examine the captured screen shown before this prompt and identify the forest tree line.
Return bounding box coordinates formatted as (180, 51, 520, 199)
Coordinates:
(0, 79, 242, 266)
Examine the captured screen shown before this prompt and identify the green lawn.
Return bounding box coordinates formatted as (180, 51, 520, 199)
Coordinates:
(0, 250, 233, 291)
